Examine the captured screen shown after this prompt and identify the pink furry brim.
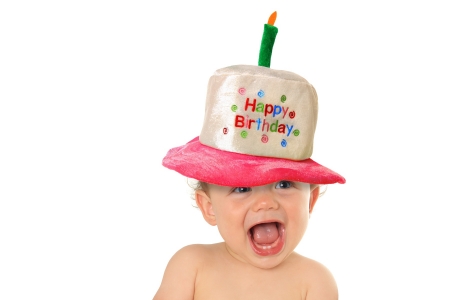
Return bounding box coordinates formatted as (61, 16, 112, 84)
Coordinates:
(162, 137, 345, 186)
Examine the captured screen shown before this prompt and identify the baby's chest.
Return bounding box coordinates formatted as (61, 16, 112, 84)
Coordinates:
(194, 269, 306, 300)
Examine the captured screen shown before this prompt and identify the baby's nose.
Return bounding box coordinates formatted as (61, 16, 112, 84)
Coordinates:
(251, 192, 279, 212)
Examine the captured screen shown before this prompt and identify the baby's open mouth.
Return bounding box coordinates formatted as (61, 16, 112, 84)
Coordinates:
(248, 222, 285, 256)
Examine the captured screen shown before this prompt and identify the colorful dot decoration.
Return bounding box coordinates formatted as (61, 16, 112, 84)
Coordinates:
(257, 90, 265, 98)
(293, 129, 300, 136)
(238, 87, 246, 95)
(223, 127, 228, 134)
(281, 139, 287, 147)
(281, 95, 286, 103)
(261, 134, 269, 143)
(289, 111, 296, 119)
(231, 105, 238, 112)
(241, 131, 248, 138)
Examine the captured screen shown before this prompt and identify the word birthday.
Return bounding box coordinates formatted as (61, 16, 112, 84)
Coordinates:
(234, 98, 297, 136)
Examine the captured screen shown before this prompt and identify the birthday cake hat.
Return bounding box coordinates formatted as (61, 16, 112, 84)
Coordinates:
(162, 12, 345, 186)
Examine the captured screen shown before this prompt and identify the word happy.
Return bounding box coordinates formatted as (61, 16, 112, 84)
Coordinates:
(234, 98, 297, 136)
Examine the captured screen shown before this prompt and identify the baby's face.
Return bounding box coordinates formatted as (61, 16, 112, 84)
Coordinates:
(196, 181, 318, 269)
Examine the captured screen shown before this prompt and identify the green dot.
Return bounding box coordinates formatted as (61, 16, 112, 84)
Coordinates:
(293, 129, 300, 136)
(231, 105, 238, 112)
(241, 131, 248, 138)
(281, 95, 287, 103)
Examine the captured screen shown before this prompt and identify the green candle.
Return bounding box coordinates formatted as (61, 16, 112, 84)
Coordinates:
(258, 11, 278, 68)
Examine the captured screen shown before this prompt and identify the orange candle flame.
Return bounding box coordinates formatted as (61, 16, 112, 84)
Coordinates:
(267, 11, 277, 26)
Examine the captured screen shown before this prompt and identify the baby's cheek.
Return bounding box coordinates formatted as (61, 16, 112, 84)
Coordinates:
(215, 223, 228, 241)
(215, 217, 233, 235)
(290, 210, 310, 230)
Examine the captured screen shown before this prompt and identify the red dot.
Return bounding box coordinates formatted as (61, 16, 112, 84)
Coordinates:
(289, 111, 296, 119)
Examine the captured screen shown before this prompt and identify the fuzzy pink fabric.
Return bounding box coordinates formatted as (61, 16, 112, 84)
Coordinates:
(162, 137, 345, 186)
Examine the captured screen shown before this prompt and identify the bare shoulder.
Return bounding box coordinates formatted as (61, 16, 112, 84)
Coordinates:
(290, 254, 338, 300)
(153, 244, 213, 300)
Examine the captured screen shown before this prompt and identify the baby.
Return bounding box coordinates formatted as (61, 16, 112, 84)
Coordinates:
(154, 12, 345, 300)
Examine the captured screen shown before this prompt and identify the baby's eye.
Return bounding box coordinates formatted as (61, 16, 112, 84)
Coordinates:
(233, 187, 252, 193)
(275, 181, 292, 189)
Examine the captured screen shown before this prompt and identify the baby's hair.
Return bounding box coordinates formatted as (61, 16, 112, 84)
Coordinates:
(187, 179, 208, 207)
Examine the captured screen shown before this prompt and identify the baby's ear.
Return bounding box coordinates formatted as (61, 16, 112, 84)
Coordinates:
(195, 190, 216, 226)
(309, 185, 321, 214)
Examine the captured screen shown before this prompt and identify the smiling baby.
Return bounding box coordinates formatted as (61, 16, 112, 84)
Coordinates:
(154, 12, 345, 300)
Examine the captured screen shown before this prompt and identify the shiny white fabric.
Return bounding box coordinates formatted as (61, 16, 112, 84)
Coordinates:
(199, 65, 318, 161)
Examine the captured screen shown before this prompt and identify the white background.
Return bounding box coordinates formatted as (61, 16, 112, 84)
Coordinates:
(1, 1, 449, 299)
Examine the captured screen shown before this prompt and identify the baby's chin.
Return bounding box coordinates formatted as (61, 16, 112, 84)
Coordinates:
(224, 241, 294, 270)
(245, 252, 294, 270)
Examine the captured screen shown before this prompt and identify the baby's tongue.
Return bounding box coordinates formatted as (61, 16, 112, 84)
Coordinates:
(251, 222, 279, 244)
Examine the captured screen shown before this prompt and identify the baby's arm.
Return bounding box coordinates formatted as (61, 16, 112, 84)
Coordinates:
(153, 245, 201, 300)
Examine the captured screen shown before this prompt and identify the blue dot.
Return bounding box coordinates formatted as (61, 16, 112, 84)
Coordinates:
(281, 139, 287, 147)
